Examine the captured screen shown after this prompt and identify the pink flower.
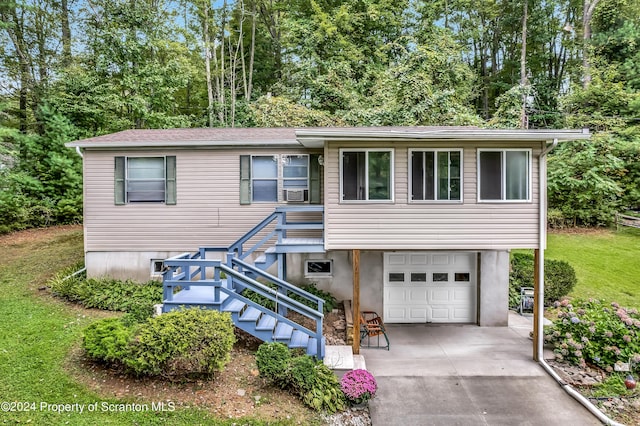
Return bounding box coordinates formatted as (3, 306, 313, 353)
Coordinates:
(340, 369, 377, 404)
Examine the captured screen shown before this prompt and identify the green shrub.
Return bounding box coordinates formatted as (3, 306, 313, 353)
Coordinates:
(509, 252, 577, 307)
(50, 275, 162, 321)
(82, 309, 236, 378)
(545, 299, 640, 372)
(255, 342, 291, 387)
(243, 282, 338, 315)
(82, 318, 134, 363)
(125, 309, 236, 377)
(295, 283, 338, 314)
(48, 262, 86, 302)
(255, 342, 346, 413)
(300, 362, 347, 413)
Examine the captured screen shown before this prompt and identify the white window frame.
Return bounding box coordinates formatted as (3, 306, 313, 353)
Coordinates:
(304, 259, 333, 278)
(126, 156, 166, 203)
(339, 148, 394, 203)
(477, 148, 532, 202)
(409, 148, 463, 203)
(250, 154, 310, 203)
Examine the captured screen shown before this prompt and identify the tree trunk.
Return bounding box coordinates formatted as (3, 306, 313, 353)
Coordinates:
(582, 0, 600, 88)
(520, 0, 528, 129)
(203, 2, 215, 128)
(61, 0, 72, 67)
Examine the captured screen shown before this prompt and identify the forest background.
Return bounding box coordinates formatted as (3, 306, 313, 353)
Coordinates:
(1, 0, 639, 233)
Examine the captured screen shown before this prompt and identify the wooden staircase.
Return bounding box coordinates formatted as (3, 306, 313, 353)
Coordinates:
(161, 206, 326, 359)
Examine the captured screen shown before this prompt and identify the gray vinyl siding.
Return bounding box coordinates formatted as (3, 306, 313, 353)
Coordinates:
(324, 140, 543, 250)
(83, 148, 316, 252)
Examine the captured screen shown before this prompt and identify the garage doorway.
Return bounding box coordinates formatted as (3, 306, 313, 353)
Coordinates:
(383, 252, 477, 323)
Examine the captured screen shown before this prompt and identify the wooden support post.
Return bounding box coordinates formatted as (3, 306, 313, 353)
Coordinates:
(533, 249, 540, 361)
(353, 249, 360, 355)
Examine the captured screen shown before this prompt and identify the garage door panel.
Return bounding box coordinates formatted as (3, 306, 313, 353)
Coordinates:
(386, 307, 409, 322)
(429, 288, 452, 303)
(409, 308, 428, 321)
(384, 252, 477, 324)
(408, 288, 428, 302)
(453, 286, 474, 299)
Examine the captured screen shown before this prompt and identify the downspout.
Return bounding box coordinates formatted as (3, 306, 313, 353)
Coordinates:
(75, 146, 83, 158)
(537, 139, 624, 426)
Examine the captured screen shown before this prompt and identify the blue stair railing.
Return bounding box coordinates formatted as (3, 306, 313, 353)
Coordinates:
(161, 206, 325, 358)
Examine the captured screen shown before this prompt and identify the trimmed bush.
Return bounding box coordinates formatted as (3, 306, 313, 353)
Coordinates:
(509, 252, 577, 307)
(83, 318, 133, 363)
(82, 309, 236, 378)
(255, 341, 291, 387)
(125, 309, 236, 377)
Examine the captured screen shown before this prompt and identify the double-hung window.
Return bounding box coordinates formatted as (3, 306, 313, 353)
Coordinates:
(114, 156, 176, 204)
(410, 149, 462, 201)
(340, 149, 393, 201)
(478, 149, 531, 201)
(239, 154, 319, 204)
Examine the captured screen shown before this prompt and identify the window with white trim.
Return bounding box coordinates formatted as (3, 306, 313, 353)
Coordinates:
(114, 156, 176, 204)
(305, 260, 333, 277)
(478, 149, 531, 201)
(239, 154, 320, 204)
(341, 149, 393, 201)
(410, 149, 462, 201)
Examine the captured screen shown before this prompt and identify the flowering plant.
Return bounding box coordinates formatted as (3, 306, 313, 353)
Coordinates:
(340, 369, 377, 405)
(545, 299, 640, 372)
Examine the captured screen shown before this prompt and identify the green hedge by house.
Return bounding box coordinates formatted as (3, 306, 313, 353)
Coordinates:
(83, 309, 236, 378)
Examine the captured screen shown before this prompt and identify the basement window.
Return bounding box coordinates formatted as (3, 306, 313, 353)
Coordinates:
(151, 259, 165, 276)
(305, 260, 332, 277)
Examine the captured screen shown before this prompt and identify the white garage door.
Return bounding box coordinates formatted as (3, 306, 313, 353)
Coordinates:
(383, 252, 477, 323)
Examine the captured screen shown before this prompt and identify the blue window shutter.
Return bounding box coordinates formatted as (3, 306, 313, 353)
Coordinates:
(240, 155, 251, 205)
(309, 154, 321, 204)
(114, 156, 125, 205)
(165, 156, 177, 205)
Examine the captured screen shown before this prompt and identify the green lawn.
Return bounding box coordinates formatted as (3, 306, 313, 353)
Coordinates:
(0, 227, 273, 425)
(546, 227, 640, 309)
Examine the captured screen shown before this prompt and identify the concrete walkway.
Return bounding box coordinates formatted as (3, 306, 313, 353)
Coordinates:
(363, 312, 602, 425)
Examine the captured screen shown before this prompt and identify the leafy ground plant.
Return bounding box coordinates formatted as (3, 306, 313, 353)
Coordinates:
(545, 299, 640, 372)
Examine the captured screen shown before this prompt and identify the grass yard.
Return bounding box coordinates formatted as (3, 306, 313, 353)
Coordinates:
(546, 227, 640, 309)
(0, 226, 281, 425)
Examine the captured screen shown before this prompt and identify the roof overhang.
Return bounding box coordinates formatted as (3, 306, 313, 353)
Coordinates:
(66, 127, 591, 150)
(295, 128, 591, 149)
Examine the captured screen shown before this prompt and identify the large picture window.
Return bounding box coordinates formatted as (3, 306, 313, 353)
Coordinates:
(114, 156, 176, 204)
(478, 149, 531, 201)
(341, 149, 393, 201)
(410, 149, 462, 201)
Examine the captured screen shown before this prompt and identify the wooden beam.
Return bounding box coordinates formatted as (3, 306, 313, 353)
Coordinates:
(353, 249, 360, 355)
(533, 249, 540, 361)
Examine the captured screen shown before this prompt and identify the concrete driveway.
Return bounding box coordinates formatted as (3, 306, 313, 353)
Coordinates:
(362, 313, 602, 425)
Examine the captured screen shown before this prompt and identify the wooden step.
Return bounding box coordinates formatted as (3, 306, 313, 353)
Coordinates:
(239, 306, 261, 322)
(289, 330, 310, 348)
(256, 314, 276, 331)
(221, 299, 245, 313)
(273, 322, 293, 341)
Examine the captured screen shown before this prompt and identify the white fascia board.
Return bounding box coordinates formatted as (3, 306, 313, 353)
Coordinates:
(295, 128, 591, 147)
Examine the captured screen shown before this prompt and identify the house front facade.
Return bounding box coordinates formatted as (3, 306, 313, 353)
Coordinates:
(67, 126, 590, 328)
